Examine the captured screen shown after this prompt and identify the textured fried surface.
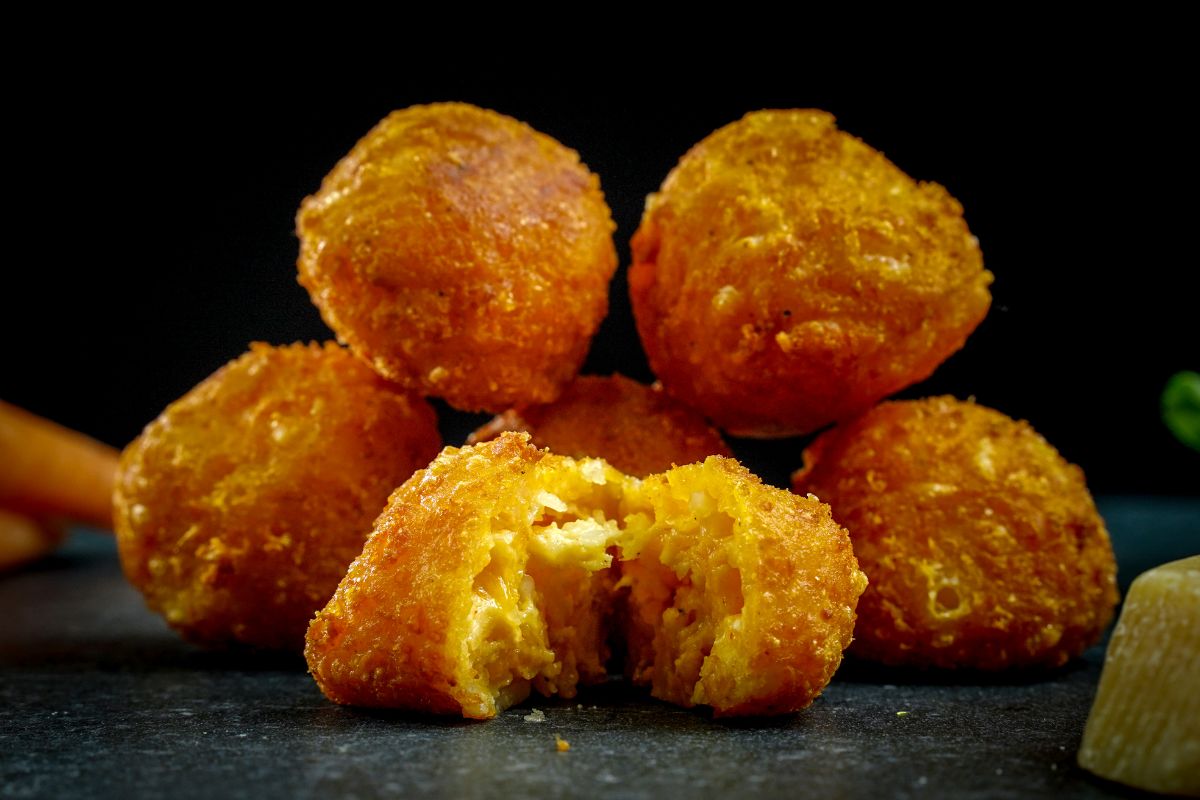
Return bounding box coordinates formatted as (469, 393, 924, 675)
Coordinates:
(305, 434, 629, 719)
(306, 433, 866, 718)
(792, 396, 1118, 669)
(297, 103, 617, 412)
(468, 374, 731, 477)
(619, 458, 866, 716)
(630, 110, 993, 437)
(113, 342, 440, 650)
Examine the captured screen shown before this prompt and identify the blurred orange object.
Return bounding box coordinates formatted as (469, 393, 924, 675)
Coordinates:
(0, 400, 118, 529)
(0, 509, 64, 572)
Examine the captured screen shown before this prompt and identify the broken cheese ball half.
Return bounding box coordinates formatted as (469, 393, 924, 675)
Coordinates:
(619, 459, 867, 715)
(304, 433, 866, 719)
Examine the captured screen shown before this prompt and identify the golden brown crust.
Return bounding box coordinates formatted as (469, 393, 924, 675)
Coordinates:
(297, 103, 617, 412)
(113, 342, 441, 650)
(792, 396, 1118, 670)
(620, 457, 866, 716)
(306, 435, 545, 715)
(307, 435, 866, 719)
(468, 374, 731, 477)
(305, 434, 626, 718)
(630, 110, 992, 437)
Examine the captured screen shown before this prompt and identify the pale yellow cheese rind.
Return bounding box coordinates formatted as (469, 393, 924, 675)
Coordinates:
(1078, 555, 1200, 795)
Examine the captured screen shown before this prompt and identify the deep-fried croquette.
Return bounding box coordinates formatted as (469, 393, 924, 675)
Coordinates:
(618, 457, 867, 716)
(305, 433, 628, 718)
(791, 396, 1118, 670)
(305, 432, 866, 718)
(113, 342, 441, 650)
(297, 103, 618, 412)
(468, 374, 731, 477)
(629, 110, 993, 437)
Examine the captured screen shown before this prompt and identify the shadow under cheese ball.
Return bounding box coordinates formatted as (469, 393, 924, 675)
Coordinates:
(630, 110, 993, 438)
(113, 342, 441, 650)
(792, 396, 1118, 670)
(305, 433, 866, 719)
(297, 103, 618, 413)
(468, 373, 731, 477)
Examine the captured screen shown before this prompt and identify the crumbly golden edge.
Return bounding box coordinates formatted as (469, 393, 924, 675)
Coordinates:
(311, 440, 861, 719)
(294, 104, 619, 413)
(617, 458, 866, 716)
(792, 397, 1118, 670)
(114, 341, 440, 650)
(629, 111, 991, 438)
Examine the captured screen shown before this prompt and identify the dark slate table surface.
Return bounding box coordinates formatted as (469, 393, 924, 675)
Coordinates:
(2, 497, 1196, 800)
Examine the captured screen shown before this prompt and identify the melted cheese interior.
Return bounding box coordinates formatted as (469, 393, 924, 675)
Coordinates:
(618, 477, 745, 708)
(456, 458, 625, 716)
(453, 456, 758, 717)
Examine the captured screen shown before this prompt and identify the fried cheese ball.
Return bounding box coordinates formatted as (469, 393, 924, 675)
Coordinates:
(791, 396, 1118, 670)
(113, 342, 441, 650)
(305, 432, 866, 718)
(467, 374, 732, 477)
(630, 110, 993, 437)
(305, 433, 627, 718)
(617, 457, 867, 716)
(297, 103, 618, 412)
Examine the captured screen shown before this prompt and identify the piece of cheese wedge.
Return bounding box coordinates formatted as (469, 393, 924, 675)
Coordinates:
(1078, 555, 1199, 795)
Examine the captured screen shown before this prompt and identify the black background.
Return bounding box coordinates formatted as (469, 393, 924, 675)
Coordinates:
(3, 57, 1195, 495)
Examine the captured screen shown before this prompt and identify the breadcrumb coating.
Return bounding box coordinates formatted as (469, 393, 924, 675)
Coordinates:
(792, 396, 1118, 669)
(630, 110, 992, 437)
(305, 433, 628, 718)
(305, 433, 866, 718)
(618, 458, 867, 716)
(113, 342, 441, 650)
(297, 103, 617, 412)
(468, 374, 731, 477)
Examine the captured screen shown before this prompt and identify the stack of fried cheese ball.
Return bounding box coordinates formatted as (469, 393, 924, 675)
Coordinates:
(113, 102, 1118, 721)
(114, 104, 622, 652)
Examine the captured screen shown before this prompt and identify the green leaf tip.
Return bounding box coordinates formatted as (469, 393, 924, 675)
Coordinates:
(1162, 371, 1200, 452)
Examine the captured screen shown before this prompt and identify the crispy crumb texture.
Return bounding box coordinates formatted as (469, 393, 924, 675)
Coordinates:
(305, 434, 626, 718)
(305, 433, 865, 718)
(618, 458, 866, 716)
(113, 342, 441, 650)
(296, 103, 617, 412)
(630, 110, 992, 437)
(469, 374, 731, 477)
(793, 396, 1118, 670)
